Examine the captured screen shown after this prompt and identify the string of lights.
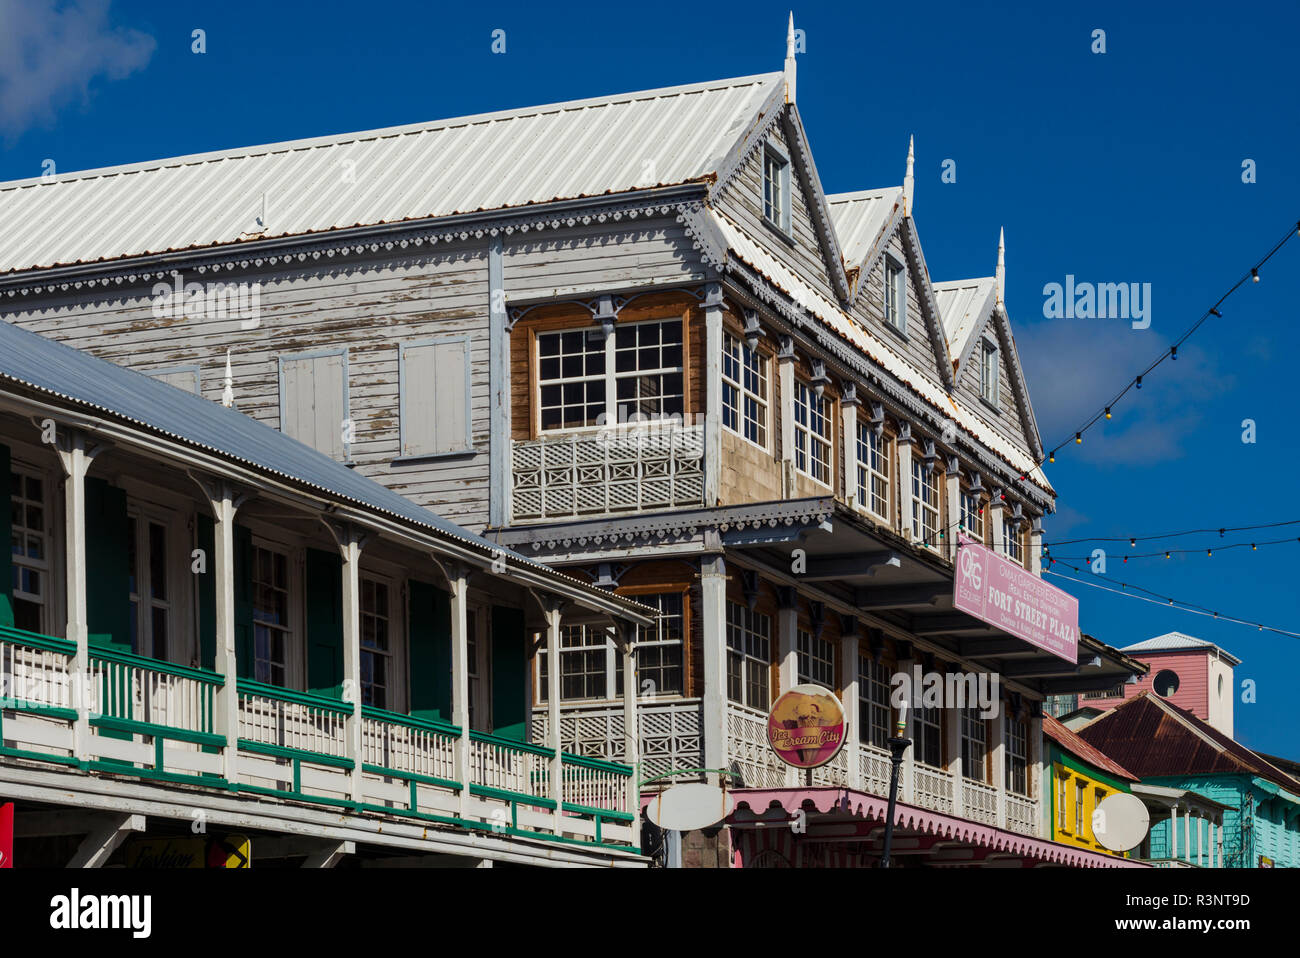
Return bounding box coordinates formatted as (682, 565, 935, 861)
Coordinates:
(1041, 518, 1300, 547)
(1041, 534, 1300, 562)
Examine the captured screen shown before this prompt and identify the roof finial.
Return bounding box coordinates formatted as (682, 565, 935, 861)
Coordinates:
(784, 12, 797, 104)
(222, 348, 234, 408)
(995, 227, 1006, 306)
(902, 135, 915, 217)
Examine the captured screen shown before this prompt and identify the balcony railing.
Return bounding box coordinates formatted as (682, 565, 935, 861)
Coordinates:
(962, 778, 999, 826)
(511, 424, 705, 522)
(1004, 792, 1039, 836)
(0, 625, 636, 849)
(914, 762, 955, 815)
(725, 702, 788, 788)
(530, 698, 703, 782)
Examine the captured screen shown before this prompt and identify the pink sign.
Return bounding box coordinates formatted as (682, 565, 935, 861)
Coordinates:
(953, 535, 1078, 663)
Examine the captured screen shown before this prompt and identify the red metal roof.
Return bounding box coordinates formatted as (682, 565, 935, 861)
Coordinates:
(1042, 714, 1139, 782)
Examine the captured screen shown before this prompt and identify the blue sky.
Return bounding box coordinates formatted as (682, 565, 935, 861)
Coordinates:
(2, 1, 1297, 755)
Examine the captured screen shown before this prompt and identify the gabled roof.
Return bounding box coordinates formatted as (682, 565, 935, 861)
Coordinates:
(1121, 632, 1242, 666)
(933, 276, 996, 367)
(0, 320, 651, 621)
(0, 73, 784, 275)
(826, 187, 902, 277)
(1077, 692, 1300, 793)
(1043, 714, 1139, 782)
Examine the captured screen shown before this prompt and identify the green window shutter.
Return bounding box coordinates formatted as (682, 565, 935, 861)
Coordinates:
(233, 524, 254, 678)
(305, 548, 343, 699)
(197, 514, 216, 672)
(85, 477, 132, 653)
(408, 579, 452, 722)
(490, 605, 527, 741)
(0, 442, 12, 628)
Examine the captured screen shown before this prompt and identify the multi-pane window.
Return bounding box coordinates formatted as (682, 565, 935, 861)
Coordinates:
(911, 459, 940, 545)
(537, 319, 684, 431)
(466, 609, 488, 729)
(858, 656, 892, 750)
(1074, 780, 1086, 835)
(981, 340, 1000, 407)
(1006, 717, 1028, 795)
(855, 424, 890, 520)
(726, 601, 771, 710)
(961, 708, 988, 782)
(616, 592, 686, 697)
(252, 546, 291, 687)
(360, 577, 391, 709)
(9, 467, 47, 633)
(793, 381, 832, 485)
(1004, 520, 1024, 562)
(884, 260, 905, 333)
(721, 333, 768, 448)
(960, 490, 983, 541)
(796, 630, 835, 687)
(556, 625, 610, 700)
(763, 148, 789, 231)
(128, 516, 170, 659)
(913, 704, 942, 767)
(1058, 776, 1070, 831)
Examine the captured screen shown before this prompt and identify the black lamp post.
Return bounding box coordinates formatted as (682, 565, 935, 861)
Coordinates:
(879, 734, 911, 868)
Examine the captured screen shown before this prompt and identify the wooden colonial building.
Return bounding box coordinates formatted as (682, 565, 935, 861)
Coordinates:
(0, 21, 1144, 866)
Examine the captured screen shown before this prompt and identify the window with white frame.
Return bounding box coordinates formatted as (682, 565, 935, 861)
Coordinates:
(961, 708, 988, 782)
(128, 514, 171, 660)
(616, 592, 685, 697)
(544, 624, 610, 701)
(793, 380, 832, 485)
(855, 423, 890, 520)
(1058, 776, 1070, 830)
(9, 466, 48, 634)
(858, 656, 892, 750)
(726, 601, 771, 710)
(1006, 716, 1028, 795)
(960, 489, 983, 541)
(1074, 780, 1086, 834)
(796, 629, 835, 687)
(884, 259, 906, 333)
(721, 332, 768, 448)
(252, 545, 291, 687)
(910, 459, 940, 545)
(537, 319, 684, 432)
(1004, 519, 1024, 562)
(913, 704, 942, 767)
(980, 340, 1000, 407)
(763, 146, 790, 232)
(360, 576, 392, 709)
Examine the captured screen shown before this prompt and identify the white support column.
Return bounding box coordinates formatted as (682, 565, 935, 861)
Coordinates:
(703, 282, 724, 508)
(488, 237, 510, 527)
(840, 621, 860, 791)
(450, 564, 472, 819)
(619, 623, 642, 850)
(896, 424, 914, 541)
(1216, 820, 1224, 868)
(944, 457, 961, 562)
(544, 598, 564, 833)
(206, 481, 243, 783)
(1028, 708, 1044, 838)
(989, 487, 1006, 555)
(1169, 803, 1178, 859)
(700, 555, 729, 787)
(1183, 805, 1191, 863)
(777, 337, 795, 498)
(946, 703, 964, 819)
(339, 527, 364, 803)
(897, 650, 915, 804)
(67, 814, 145, 868)
(842, 386, 860, 509)
(992, 705, 1007, 829)
(1029, 516, 1044, 576)
(55, 429, 100, 763)
(776, 589, 799, 787)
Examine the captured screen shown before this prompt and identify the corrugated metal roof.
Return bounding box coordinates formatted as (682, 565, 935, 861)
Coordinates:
(825, 187, 900, 269)
(0, 319, 635, 610)
(1078, 693, 1300, 792)
(1043, 714, 1139, 781)
(933, 277, 996, 359)
(0, 73, 783, 275)
(1121, 632, 1242, 665)
(710, 208, 1053, 493)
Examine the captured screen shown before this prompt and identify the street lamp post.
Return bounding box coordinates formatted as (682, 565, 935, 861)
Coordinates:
(880, 735, 911, 868)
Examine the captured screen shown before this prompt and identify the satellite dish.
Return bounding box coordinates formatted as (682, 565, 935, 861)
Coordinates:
(646, 782, 733, 831)
(1093, 792, 1150, 852)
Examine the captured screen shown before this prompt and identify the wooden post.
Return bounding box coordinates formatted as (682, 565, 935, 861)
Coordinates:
(543, 598, 564, 834)
(618, 621, 641, 850)
(703, 283, 723, 508)
(842, 385, 859, 509)
(897, 652, 915, 804)
(992, 705, 1007, 828)
(1029, 516, 1044, 576)
(205, 480, 243, 783)
(989, 488, 1006, 555)
(840, 624, 860, 791)
(945, 698, 963, 818)
(449, 563, 471, 819)
(339, 526, 364, 804)
(897, 424, 914, 541)
(776, 589, 799, 787)
(777, 337, 795, 498)
(55, 429, 99, 763)
(488, 237, 510, 527)
(1028, 708, 1044, 838)
(944, 457, 961, 561)
(700, 555, 728, 787)
(1169, 803, 1178, 859)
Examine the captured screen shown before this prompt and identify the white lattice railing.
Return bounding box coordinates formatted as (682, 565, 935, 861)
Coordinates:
(809, 743, 851, 786)
(962, 778, 999, 826)
(1005, 792, 1039, 836)
(858, 744, 892, 798)
(726, 702, 787, 788)
(530, 698, 703, 782)
(511, 425, 705, 521)
(914, 762, 955, 814)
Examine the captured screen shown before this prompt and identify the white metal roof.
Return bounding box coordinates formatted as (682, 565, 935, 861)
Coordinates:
(1121, 633, 1242, 665)
(933, 277, 996, 358)
(0, 73, 783, 275)
(825, 187, 900, 269)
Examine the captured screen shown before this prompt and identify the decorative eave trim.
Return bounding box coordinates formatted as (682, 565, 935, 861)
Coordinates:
(677, 201, 729, 273)
(951, 281, 1000, 380)
(708, 83, 789, 207)
(0, 185, 710, 298)
(780, 105, 853, 304)
(899, 216, 956, 391)
(849, 198, 904, 308)
(992, 304, 1046, 463)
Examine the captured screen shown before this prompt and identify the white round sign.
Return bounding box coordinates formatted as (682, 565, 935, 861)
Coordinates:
(1093, 791, 1150, 852)
(645, 782, 733, 831)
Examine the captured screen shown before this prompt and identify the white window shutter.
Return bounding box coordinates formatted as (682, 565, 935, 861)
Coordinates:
(402, 339, 470, 457)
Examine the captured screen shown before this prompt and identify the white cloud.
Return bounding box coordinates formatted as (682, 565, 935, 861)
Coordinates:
(0, 0, 154, 137)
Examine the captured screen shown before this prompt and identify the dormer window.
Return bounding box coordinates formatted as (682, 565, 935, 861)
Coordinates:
(884, 258, 906, 334)
(763, 144, 791, 234)
(980, 339, 1000, 408)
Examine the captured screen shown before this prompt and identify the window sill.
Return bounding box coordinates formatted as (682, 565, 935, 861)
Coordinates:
(883, 319, 909, 344)
(979, 396, 1002, 417)
(762, 215, 796, 248)
(391, 449, 477, 467)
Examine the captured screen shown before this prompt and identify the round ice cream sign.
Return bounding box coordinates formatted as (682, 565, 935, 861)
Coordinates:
(766, 684, 846, 769)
